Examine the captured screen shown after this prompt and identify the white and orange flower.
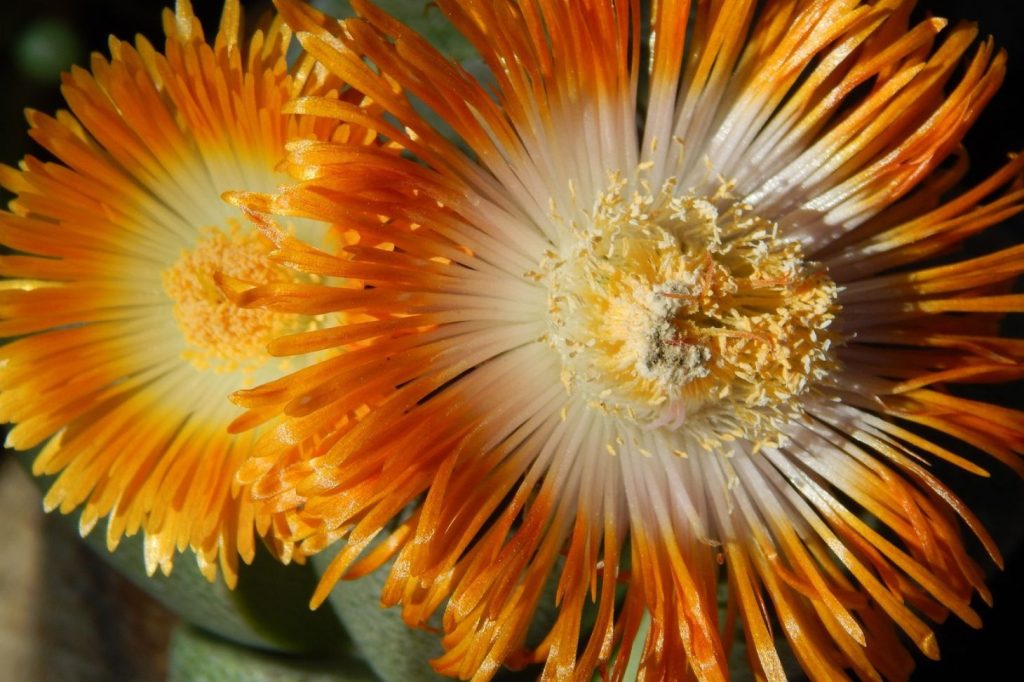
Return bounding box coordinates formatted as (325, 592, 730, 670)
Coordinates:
(0, 0, 374, 586)
(229, 0, 1023, 679)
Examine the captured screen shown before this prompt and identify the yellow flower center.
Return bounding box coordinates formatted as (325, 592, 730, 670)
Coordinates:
(162, 223, 294, 373)
(542, 174, 839, 448)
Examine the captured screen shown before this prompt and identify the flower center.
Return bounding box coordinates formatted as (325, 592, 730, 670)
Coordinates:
(542, 175, 839, 447)
(162, 223, 295, 373)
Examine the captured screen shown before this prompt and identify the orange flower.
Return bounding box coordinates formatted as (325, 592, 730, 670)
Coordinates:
(231, 0, 1023, 678)
(0, 0, 371, 586)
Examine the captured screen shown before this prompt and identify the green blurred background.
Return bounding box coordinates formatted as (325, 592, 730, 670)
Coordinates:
(1, 1, 1023, 680)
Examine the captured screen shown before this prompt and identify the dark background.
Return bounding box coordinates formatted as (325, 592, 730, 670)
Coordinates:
(1, 1, 1022, 680)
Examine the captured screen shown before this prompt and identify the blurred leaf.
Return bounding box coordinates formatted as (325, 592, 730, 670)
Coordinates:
(15, 20, 82, 83)
(311, 0, 490, 154)
(169, 624, 377, 682)
(320, 0, 477, 62)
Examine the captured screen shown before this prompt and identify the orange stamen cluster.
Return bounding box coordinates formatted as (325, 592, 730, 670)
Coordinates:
(163, 224, 298, 372)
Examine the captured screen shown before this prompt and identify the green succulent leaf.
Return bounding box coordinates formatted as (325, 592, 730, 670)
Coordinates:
(311, 549, 448, 682)
(81, 519, 347, 654)
(14, 450, 344, 655)
(312, 544, 558, 682)
(169, 624, 377, 682)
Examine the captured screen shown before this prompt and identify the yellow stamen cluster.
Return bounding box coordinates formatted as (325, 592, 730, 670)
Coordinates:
(542, 174, 839, 447)
(163, 223, 295, 372)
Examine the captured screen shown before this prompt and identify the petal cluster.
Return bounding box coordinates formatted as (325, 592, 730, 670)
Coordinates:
(3, 1, 1023, 681)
